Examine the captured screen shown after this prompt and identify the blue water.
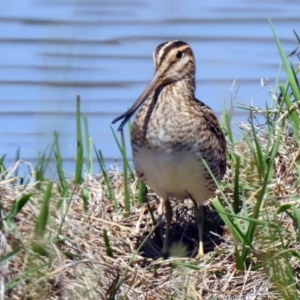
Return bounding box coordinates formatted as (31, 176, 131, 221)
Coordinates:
(0, 0, 299, 175)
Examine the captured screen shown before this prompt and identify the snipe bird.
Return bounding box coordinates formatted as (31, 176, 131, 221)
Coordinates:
(112, 40, 226, 258)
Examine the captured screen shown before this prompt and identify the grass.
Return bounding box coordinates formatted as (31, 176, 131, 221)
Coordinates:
(0, 27, 300, 299)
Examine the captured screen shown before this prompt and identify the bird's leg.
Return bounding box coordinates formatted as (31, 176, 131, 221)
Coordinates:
(162, 198, 172, 257)
(194, 203, 204, 258)
(156, 198, 165, 245)
(157, 198, 164, 225)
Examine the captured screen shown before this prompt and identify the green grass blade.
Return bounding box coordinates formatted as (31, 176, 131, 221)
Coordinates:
(269, 19, 300, 146)
(120, 129, 130, 213)
(251, 121, 265, 179)
(279, 84, 299, 142)
(110, 126, 134, 180)
(34, 181, 53, 238)
(212, 198, 253, 245)
(54, 131, 69, 198)
(82, 187, 89, 212)
(56, 185, 76, 237)
(83, 114, 93, 175)
(103, 229, 114, 258)
(95, 147, 118, 211)
(35, 143, 55, 185)
(74, 94, 83, 183)
(243, 133, 263, 180)
(5, 193, 32, 222)
(241, 127, 283, 262)
(292, 206, 300, 242)
(0, 154, 6, 178)
(137, 180, 146, 205)
(269, 18, 300, 101)
(233, 156, 240, 214)
(293, 30, 300, 43)
(221, 106, 234, 144)
(0, 246, 21, 266)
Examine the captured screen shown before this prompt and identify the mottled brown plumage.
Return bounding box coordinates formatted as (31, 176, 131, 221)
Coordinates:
(112, 40, 226, 258)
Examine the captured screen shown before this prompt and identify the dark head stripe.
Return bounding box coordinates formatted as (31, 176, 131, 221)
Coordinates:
(155, 40, 189, 66)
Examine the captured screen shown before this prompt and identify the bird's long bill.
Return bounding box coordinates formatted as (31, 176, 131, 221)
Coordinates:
(112, 71, 163, 131)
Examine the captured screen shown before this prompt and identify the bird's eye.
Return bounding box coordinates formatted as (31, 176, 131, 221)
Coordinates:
(176, 51, 184, 59)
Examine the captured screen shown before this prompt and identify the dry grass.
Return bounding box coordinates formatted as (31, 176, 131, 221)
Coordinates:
(1, 125, 300, 300)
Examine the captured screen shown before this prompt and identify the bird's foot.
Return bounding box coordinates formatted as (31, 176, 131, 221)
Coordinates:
(195, 242, 205, 259)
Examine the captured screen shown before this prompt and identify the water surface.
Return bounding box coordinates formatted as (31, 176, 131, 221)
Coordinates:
(0, 0, 299, 174)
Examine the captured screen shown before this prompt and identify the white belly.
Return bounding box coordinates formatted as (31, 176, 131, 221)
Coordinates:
(133, 148, 214, 203)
